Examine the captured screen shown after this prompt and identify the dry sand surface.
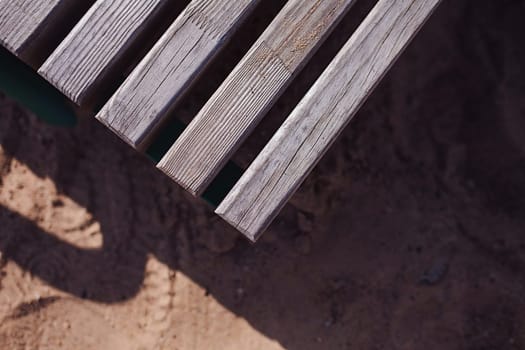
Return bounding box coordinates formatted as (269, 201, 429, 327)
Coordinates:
(1, 0, 525, 349)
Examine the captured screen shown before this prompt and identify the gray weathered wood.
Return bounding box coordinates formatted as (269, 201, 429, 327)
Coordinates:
(38, 0, 171, 105)
(95, 0, 260, 149)
(158, 0, 357, 196)
(216, 0, 442, 241)
(0, 0, 77, 60)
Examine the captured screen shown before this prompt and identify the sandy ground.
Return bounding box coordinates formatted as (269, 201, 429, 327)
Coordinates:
(1, 0, 525, 349)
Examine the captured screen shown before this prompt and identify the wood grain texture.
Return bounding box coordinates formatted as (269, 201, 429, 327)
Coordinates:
(158, 0, 357, 196)
(0, 0, 75, 58)
(38, 0, 171, 105)
(95, 0, 260, 149)
(216, 0, 443, 241)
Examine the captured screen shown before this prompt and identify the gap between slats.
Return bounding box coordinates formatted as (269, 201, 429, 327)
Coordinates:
(95, 0, 263, 150)
(158, 0, 359, 196)
(38, 0, 190, 109)
(0, 0, 96, 67)
(216, 0, 443, 241)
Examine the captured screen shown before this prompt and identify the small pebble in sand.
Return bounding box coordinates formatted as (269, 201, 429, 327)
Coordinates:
(419, 260, 449, 285)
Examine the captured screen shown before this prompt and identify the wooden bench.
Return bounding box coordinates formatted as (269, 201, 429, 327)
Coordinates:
(0, 0, 442, 241)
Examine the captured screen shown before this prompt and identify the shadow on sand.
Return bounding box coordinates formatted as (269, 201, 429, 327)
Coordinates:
(1, 0, 525, 348)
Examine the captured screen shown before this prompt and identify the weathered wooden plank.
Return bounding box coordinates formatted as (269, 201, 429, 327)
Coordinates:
(216, 0, 442, 241)
(0, 0, 84, 63)
(158, 0, 357, 196)
(95, 0, 260, 149)
(38, 0, 172, 105)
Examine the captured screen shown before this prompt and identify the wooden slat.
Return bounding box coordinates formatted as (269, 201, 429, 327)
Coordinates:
(38, 0, 172, 105)
(95, 0, 260, 149)
(0, 0, 77, 60)
(158, 0, 357, 196)
(216, 0, 442, 241)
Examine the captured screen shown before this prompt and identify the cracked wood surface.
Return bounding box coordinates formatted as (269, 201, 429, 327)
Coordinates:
(38, 0, 172, 105)
(158, 0, 358, 196)
(216, 0, 443, 241)
(0, 0, 79, 62)
(95, 0, 260, 149)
